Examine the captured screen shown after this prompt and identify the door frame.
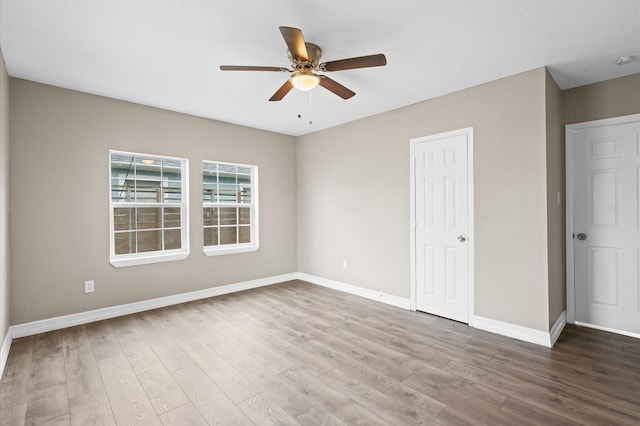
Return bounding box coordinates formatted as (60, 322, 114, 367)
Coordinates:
(565, 113, 640, 329)
(410, 127, 474, 321)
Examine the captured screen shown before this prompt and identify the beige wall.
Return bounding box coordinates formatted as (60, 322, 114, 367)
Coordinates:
(0, 50, 9, 346)
(563, 73, 640, 124)
(9, 79, 297, 325)
(545, 70, 565, 328)
(298, 68, 551, 331)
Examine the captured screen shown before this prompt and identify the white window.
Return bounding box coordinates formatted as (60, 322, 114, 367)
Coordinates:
(109, 151, 189, 267)
(203, 161, 258, 256)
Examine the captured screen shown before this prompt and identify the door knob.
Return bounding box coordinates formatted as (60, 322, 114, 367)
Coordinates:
(457, 235, 466, 243)
(577, 233, 587, 241)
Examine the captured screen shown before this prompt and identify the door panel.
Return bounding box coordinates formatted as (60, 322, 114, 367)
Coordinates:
(414, 131, 470, 323)
(572, 121, 640, 334)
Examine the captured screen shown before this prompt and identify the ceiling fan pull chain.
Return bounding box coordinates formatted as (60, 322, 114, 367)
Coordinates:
(308, 91, 313, 125)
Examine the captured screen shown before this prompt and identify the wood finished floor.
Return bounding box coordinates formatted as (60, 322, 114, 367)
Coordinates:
(1, 280, 640, 425)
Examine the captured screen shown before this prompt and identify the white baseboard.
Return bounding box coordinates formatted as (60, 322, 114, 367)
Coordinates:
(9, 273, 297, 339)
(471, 310, 566, 348)
(297, 273, 411, 310)
(573, 321, 640, 339)
(0, 328, 11, 380)
(549, 310, 567, 347)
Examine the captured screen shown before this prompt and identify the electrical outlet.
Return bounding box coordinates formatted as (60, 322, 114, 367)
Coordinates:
(84, 280, 95, 293)
(342, 259, 348, 270)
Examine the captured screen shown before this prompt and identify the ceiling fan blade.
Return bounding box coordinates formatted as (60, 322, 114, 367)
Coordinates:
(269, 80, 295, 101)
(321, 53, 387, 72)
(279, 26, 309, 61)
(220, 65, 290, 72)
(318, 76, 355, 99)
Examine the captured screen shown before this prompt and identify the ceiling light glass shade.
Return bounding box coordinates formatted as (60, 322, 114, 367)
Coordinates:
(291, 72, 320, 91)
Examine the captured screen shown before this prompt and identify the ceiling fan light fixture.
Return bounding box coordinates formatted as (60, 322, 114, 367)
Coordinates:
(291, 71, 320, 91)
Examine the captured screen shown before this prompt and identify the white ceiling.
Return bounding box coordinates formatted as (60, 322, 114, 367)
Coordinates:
(1, 0, 639, 136)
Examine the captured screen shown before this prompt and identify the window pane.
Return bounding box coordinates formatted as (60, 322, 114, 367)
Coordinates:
(238, 179, 251, 203)
(218, 167, 237, 203)
(136, 156, 159, 170)
(220, 227, 237, 245)
(163, 158, 182, 174)
(137, 230, 162, 252)
(137, 208, 161, 230)
(218, 185, 238, 203)
(203, 182, 217, 202)
(163, 184, 182, 203)
(134, 180, 161, 202)
(112, 180, 135, 202)
(204, 227, 218, 246)
(203, 208, 218, 226)
(114, 232, 135, 255)
(114, 208, 135, 231)
(201, 161, 256, 254)
(219, 164, 237, 175)
(111, 153, 134, 174)
(239, 226, 251, 243)
(202, 162, 218, 174)
(164, 208, 181, 228)
(220, 207, 237, 225)
(239, 207, 250, 225)
(110, 151, 187, 263)
(164, 229, 181, 250)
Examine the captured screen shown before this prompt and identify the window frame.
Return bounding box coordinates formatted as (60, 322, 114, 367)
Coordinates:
(109, 150, 190, 267)
(202, 160, 259, 256)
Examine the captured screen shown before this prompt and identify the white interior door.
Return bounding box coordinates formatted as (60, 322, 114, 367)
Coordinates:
(571, 119, 640, 336)
(413, 129, 471, 323)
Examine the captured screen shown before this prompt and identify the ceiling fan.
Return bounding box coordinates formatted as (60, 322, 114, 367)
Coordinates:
(220, 26, 387, 101)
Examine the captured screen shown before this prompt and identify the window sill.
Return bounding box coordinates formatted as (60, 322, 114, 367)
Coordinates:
(110, 250, 189, 268)
(203, 244, 259, 257)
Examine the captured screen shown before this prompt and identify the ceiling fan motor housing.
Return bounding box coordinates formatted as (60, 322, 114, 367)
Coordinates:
(288, 43, 322, 70)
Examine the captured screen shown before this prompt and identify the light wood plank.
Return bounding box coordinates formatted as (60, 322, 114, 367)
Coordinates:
(173, 334, 258, 404)
(237, 393, 299, 426)
(68, 387, 116, 426)
(158, 402, 207, 426)
(25, 384, 69, 426)
(85, 320, 123, 361)
(318, 368, 443, 424)
(0, 403, 26, 426)
(213, 338, 315, 417)
(0, 338, 32, 411)
(131, 312, 193, 372)
(98, 354, 161, 425)
(61, 325, 102, 399)
(111, 316, 190, 415)
(296, 405, 346, 426)
(171, 364, 253, 426)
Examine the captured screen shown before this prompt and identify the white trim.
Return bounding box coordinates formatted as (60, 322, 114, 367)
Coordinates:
(409, 127, 474, 321)
(110, 250, 189, 268)
(202, 160, 259, 254)
(203, 244, 258, 257)
(0, 329, 12, 380)
(9, 273, 297, 338)
(565, 113, 640, 325)
(471, 314, 561, 348)
(574, 321, 640, 339)
(297, 273, 412, 310)
(549, 310, 567, 347)
(109, 150, 190, 268)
